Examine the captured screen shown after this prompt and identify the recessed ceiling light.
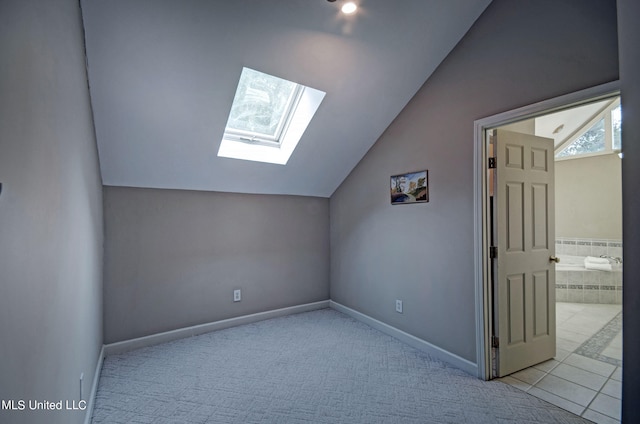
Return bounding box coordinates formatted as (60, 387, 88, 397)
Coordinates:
(341, 2, 357, 14)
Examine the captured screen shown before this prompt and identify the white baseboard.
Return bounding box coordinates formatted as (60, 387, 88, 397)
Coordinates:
(329, 300, 478, 376)
(103, 300, 330, 357)
(84, 345, 104, 424)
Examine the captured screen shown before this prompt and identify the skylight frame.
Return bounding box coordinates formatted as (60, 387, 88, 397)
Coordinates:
(224, 83, 305, 147)
(218, 67, 326, 165)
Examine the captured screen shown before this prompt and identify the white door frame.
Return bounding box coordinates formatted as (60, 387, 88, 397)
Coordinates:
(473, 81, 621, 380)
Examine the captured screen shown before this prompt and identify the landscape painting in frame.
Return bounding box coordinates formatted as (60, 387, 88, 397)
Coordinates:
(390, 170, 428, 205)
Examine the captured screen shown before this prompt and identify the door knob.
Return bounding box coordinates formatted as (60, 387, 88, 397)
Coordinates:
(549, 256, 560, 263)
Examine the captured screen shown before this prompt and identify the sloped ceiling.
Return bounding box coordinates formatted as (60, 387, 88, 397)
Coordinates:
(82, 0, 491, 197)
(534, 99, 616, 148)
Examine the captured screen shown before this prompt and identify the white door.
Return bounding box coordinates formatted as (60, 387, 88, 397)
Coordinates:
(493, 129, 556, 377)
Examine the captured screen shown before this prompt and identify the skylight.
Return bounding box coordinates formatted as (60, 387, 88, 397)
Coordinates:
(225, 68, 300, 144)
(218, 68, 325, 165)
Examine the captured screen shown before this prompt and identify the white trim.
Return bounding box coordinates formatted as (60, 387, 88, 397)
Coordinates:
(83, 345, 104, 424)
(329, 301, 478, 376)
(473, 81, 621, 381)
(103, 300, 330, 356)
(474, 81, 621, 131)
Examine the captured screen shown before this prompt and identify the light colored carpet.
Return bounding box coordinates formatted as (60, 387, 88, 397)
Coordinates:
(92, 309, 589, 423)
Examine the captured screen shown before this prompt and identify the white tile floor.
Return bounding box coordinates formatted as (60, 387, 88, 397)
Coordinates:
(500, 302, 622, 424)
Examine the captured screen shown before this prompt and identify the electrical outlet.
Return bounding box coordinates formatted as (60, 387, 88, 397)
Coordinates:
(233, 289, 241, 302)
(395, 299, 403, 313)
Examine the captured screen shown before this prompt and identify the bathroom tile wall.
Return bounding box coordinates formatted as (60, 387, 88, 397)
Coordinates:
(555, 238, 623, 258)
(555, 238, 622, 305)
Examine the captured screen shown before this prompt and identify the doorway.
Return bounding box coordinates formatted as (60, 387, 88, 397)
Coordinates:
(473, 82, 623, 421)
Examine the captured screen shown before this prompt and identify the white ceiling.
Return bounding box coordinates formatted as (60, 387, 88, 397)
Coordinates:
(82, 0, 491, 197)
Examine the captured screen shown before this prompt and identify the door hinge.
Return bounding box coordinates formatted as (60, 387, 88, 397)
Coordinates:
(491, 335, 500, 348)
(490, 246, 497, 259)
(488, 157, 497, 169)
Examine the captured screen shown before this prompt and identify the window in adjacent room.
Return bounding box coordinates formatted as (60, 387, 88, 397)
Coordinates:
(555, 98, 622, 160)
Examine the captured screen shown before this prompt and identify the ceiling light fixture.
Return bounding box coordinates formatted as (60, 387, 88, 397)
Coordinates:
(341, 2, 357, 14)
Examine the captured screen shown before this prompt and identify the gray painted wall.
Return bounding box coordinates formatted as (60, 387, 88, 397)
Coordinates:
(0, 1, 103, 423)
(330, 0, 618, 363)
(103, 186, 329, 343)
(618, 0, 639, 421)
(556, 154, 622, 240)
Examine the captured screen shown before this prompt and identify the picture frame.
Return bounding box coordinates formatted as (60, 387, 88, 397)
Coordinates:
(390, 170, 428, 205)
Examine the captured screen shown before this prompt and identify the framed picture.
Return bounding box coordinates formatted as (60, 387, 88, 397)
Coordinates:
(390, 170, 428, 205)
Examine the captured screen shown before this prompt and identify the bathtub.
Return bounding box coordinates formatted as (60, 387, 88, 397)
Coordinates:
(555, 255, 622, 304)
(556, 254, 588, 271)
(555, 254, 622, 272)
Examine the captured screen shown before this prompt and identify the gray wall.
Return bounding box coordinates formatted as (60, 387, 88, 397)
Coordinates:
(103, 186, 329, 343)
(618, 0, 640, 421)
(0, 1, 103, 424)
(556, 154, 622, 240)
(330, 0, 618, 363)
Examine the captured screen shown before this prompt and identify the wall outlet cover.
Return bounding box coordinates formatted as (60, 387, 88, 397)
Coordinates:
(234, 289, 241, 302)
(395, 299, 403, 313)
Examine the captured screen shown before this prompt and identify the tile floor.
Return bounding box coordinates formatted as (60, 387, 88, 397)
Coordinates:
(500, 302, 622, 424)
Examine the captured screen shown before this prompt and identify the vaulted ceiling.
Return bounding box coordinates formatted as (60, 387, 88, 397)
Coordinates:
(81, 0, 492, 197)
